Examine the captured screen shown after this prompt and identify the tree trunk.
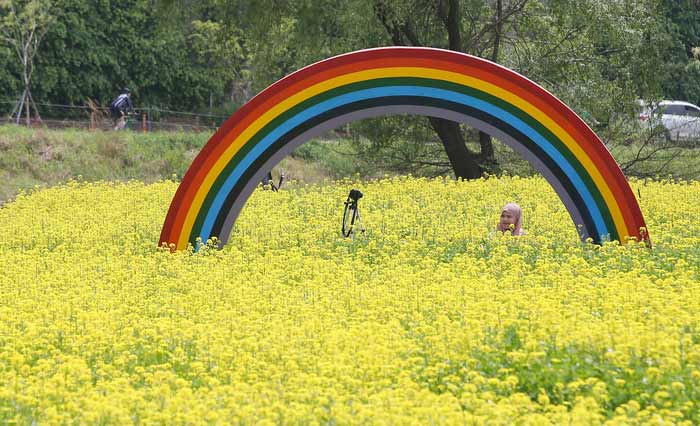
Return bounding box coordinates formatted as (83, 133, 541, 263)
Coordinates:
(376, 0, 485, 180)
(22, 47, 30, 126)
(28, 90, 40, 123)
(429, 117, 482, 179)
(476, 0, 503, 168)
(479, 131, 495, 163)
(24, 85, 30, 127)
(15, 89, 25, 125)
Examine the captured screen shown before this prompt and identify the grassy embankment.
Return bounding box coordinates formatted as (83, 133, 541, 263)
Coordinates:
(2, 124, 700, 204)
(0, 125, 365, 204)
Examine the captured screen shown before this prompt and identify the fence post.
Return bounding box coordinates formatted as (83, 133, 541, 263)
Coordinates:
(142, 112, 147, 133)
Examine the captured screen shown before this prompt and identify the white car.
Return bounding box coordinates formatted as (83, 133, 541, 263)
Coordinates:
(638, 100, 700, 143)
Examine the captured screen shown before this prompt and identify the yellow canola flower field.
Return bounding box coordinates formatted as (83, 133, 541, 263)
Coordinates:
(1, 175, 700, 425)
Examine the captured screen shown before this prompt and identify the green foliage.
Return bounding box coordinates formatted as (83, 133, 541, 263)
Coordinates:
(223, 0, 678, 175)
(0, 45, 19, 113)
(661, 0, 700, 106)
(0, 0, 246, 113)
(665, 0, 700, 60)
(499, 0, 672, 125)
(0, 0, 55, 117)
(0, 0, 695, 118)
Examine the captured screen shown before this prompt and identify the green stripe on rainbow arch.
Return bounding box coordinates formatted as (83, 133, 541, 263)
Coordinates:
(159, 47, 649, 251)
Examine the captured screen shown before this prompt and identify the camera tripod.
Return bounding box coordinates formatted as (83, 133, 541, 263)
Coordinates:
(342, 190, 365, 239)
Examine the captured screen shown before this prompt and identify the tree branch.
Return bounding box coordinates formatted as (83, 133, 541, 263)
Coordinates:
(401, 19, 421, 46)
(435, 0, 463, 51)
(491, 0, 503, 61)
(374, 1, 404, 45)
(466, 0, 528, 53)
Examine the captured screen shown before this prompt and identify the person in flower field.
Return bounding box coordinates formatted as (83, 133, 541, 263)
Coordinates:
(496, 202, 525, 236)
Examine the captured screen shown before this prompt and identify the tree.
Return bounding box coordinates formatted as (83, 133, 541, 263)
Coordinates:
(9, 0, 248, 116)
(168, 0, 671, 180)
(661, 0, 700, 106)
(0, 0, 53, 126)
(187, 19, 245, 111)
(370, 0, 531, 178)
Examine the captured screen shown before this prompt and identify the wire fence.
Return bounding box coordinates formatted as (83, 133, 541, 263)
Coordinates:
(0, 99, 229, 133)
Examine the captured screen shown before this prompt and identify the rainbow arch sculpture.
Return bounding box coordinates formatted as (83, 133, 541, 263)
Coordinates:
(160, 47, 648, 250)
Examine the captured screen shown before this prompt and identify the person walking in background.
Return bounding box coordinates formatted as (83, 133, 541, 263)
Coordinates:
(109, 88, 134, 130)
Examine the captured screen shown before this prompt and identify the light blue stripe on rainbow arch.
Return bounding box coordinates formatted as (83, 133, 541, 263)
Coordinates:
(198, 85, 608, 240)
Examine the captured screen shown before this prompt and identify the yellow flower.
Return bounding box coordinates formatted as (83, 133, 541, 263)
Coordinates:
(1, 175, 699, 423)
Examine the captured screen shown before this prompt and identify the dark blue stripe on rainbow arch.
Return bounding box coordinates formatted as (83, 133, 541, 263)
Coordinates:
(198, 86, 609, 240)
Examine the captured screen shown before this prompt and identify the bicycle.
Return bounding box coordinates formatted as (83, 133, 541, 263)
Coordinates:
(112, 111, 135, 131)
